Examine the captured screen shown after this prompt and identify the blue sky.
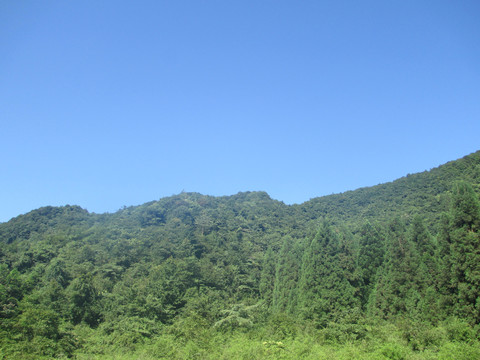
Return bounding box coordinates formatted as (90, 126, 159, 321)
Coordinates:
(1, 1, 480, 222)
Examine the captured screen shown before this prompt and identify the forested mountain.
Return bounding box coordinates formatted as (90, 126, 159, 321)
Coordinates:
(2, 151, 480, 359)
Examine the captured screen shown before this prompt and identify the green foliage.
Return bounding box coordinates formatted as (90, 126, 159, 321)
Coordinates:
(214, 303, 261, 331)
(368, 218, 428, 320)
(451, 181, 480, 230)
(0, 265, 22, 319)
(98, 316, 161, 351)
(14, 304, 60, 341)
(298, 222, 359, 326)
(66, 271, 102, 327)
(263, 311, 299, 339)
(441, 182, 480, 323)
(259, 246, 276, 307)
(443, 317, 477, 342)
(272, 236, 303, 314)
(357, 222, 385, 307)
(378, 342, 408, 360)
(1, 151, 480, 357)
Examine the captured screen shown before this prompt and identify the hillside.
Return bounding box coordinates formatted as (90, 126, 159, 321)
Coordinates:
(3, 151, 480, 244)
(299, 150, 480, 226)
(1, 151, 480, 359)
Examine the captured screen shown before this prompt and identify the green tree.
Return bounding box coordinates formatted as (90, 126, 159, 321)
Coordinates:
(298, 222, 359, 327)
(259, 246, 276, 307)
(407, 216, 439, 321)
(45, 258, 70, 288)
(368, 218, 423, 319)
(15, 304, 60, 341)
(66, 272, 101, 327)
(448, 182, 480, 323)
(0, 266, 23, 321)
(272, 236, 303, 314)
(357, 222, 385, 308)
(437, 212, 456, 314)
(409, 216, 435, 277)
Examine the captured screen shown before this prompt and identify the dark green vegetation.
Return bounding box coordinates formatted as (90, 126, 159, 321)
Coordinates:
(2, 152, 480, 359)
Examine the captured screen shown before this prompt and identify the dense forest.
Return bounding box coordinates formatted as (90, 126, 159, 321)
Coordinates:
(2, 151, 480, 359)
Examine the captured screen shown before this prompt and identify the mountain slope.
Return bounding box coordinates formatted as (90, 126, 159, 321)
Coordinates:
(297, 150, 480, 227)
(1, 151, 480, 359)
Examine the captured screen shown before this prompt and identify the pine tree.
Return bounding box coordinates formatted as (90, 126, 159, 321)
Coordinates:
(298, 222, 358, 327)
(409, 216, 435, 267)
(357, 222, 385, 308)
(448, 182, 480, 323)
(436, 212, 455, 313)
(259, 246, 276, 307)
(368, 218, 423, 319)
(407, 216, 438, 322)
(272, 236, 303, 314)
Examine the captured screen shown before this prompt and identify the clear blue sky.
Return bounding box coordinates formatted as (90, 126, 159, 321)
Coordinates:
(1, 1, 480, 222)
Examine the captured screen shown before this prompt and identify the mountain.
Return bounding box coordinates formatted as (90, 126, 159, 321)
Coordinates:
(4, 151, 480, 244)
(1, 151, 480, 359)
(298, 150, 480, 226)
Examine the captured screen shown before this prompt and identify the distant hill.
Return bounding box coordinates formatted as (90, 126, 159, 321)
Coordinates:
(2, 151, 480, 245)
(297, 150, 480, 228)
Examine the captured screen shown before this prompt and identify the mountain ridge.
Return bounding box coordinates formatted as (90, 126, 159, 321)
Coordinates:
(3, 150, 480, 230)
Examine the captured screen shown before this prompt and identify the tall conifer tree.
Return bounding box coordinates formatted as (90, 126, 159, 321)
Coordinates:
(259, 246, 276, 307)
(368, 218, 422, 319)
(357, 222, 385, 308)
(448, 182, 480, 323)
(298, 222, 358, 327)
(272, 236, 303, 314)
(407, 216, 438, 321)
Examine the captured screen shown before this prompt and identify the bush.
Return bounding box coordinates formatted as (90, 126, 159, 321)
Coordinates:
(437, 342, 480, 360)
(377, 342, 408, 360)
(264, 312, 299, 340)
(443, 317, 476, 342)
(319, 321, 369, 344)
(397, 320, 446, 351)
(99, 316, 161, 351)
